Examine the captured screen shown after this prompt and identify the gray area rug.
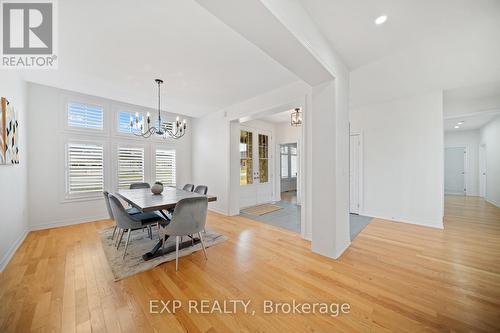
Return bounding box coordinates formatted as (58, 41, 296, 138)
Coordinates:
(99, 227, 228, 281)
(240, 200, 301, 233)
(350, 214, 373, 240)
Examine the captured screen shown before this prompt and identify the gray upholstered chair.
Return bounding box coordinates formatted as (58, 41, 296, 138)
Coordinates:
(182, 184, 195, 192)
(103, 191, 144, 240)
(108, 193, 168, 258)
(130, 182, 150, 189)
(126, 183, 150, 214)
(194, 185, 208, 195)
(161, 197, 208, 271)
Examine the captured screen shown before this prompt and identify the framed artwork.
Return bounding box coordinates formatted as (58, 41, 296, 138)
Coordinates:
(1, 97, 19, 165)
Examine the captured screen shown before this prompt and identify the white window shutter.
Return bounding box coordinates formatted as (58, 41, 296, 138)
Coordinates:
(68, 102, 103, 130)
(155, 149, 176, 186)
(118, 147, 145, 189)
(67, 143, 104, 193)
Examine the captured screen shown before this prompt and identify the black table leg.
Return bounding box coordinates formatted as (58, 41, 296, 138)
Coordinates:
(142, 235, 202, 261)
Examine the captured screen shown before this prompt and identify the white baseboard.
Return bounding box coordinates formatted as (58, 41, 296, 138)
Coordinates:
(335, 240, 351, 259)
(361, 210, 444, 229)
(208, 207, 228, 216)
(29, 214, 108, 231)
(0, 228, 29, 272)
(486, 197, 500, 209)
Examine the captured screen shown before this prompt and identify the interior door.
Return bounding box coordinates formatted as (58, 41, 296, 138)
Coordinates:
(239, 127, 272, 208)
(479, 144, 486, 198)
(444, 147, 466, 195)
(349, 135, 360, 214)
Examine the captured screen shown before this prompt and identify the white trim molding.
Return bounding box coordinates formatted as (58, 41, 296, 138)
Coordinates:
(0, 229, 29, 272)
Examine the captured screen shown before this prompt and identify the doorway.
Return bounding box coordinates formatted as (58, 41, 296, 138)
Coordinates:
(280, 143, 298, 204)
(479, 144, 487, 198)
(237, 111, 303, 234)
(444, 147, 466, 195)
(349, 134, 360, 214)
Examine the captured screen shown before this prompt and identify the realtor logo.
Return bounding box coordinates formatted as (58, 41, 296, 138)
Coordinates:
(1, 0, 57, 68)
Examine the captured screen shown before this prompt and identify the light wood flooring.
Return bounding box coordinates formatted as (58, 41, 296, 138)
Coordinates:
(0, 195, 499, 332)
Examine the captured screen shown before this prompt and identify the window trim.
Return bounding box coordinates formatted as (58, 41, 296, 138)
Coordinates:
(112, 103, 182, 141)
(61, 94, 110, 136)
(116, 143, 146, 190)
(153, 147, 177, 187)
(62, 137, 108, 202)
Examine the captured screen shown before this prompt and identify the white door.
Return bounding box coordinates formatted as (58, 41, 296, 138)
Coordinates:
(479, 144, 487, 198)
(444, 147, 466, 195)
(239, 127, 273, 208)
(349, 134, 360, 214)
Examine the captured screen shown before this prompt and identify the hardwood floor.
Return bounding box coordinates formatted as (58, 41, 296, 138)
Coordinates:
(1, 196, 499, 332)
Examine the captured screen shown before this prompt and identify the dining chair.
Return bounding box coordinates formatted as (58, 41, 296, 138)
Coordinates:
(103, 191, 145, 240)
(130, 182, 150, 189)
(126, 183, 151, 214)
(161, 197, 208, 271)
(182, 184, 195, 192)
(108, 193, 168, 259)
(194, 185, 208, 195)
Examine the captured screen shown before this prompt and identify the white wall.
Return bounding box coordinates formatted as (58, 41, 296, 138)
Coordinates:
(191, 111, 230, 215)
(0, 72, 29, 271)
(480, 116, 500, 207)
(350, 91, 444, 228)
(275, 122, 301, 144)
(27, 83, 192, 230)
(444, 130, 480, 196)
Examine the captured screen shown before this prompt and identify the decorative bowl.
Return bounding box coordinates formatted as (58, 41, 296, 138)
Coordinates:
(151, 182, 164, 195)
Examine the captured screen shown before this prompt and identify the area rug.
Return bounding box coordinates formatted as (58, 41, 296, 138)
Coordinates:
(241, 204, 283, 216)
(99, 227, 228, 281)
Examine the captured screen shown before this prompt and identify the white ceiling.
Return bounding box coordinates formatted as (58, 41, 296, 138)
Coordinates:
(258, 110, 292, 124)
(444, 81, 500, 117)
(22, 0, 298, 117)
(300, 0, 500, 70)
(444, 112, 500, 132)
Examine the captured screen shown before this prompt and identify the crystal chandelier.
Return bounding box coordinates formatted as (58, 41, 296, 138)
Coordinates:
(291, 107, 302, 127)
(130, 79, 187, 139)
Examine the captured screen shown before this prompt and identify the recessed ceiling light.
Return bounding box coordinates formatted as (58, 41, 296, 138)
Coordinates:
(454, 125, 460, 129)
(457, 121, 464, 125)
(375, 15, 388, 25)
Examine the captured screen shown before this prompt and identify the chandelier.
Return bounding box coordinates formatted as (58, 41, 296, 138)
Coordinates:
(130, 79, 187, 139)
(291, 107, 302, 127)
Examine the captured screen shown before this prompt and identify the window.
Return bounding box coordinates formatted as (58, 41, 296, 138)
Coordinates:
(68, 102, 103, 130)
(258, 134, 269, 183)
(118, 111, 143, 134)
(66, 143, 104, 194)
(280, 146, 288, 179)
(118, 147, 144, 189)
(155, 149, 176, 186)
(118, 111, 175, 137)
(280, 143, 297, 179)
(240, 130, 253, 185)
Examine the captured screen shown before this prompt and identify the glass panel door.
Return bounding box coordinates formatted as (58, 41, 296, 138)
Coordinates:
(258, 134, 269, 183)
(240, 130, 253, 185)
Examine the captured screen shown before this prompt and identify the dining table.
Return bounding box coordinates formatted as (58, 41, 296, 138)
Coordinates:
(116, 186, 217, 261)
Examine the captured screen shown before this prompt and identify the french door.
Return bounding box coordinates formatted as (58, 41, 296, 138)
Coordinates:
(239, 127, 273, 208)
